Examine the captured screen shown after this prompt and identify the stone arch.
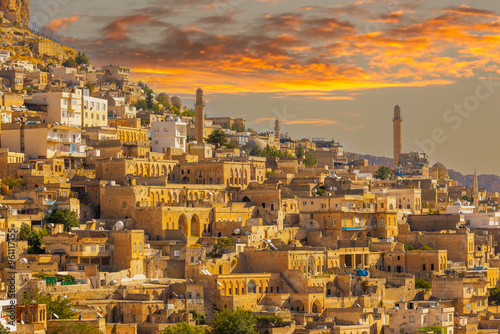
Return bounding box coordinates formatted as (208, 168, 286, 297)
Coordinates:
(179, 214, 189, 236)
(248, 280, 257, 294)
(311, 300, 322, 313)
(190, 214, 200, 237)
(291, 300, 305, 313)
(242, 196, 251, 203)
(308, 256, 316, 274)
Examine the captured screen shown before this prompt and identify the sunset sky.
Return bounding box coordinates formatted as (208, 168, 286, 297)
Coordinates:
(31, 0, 500, 174)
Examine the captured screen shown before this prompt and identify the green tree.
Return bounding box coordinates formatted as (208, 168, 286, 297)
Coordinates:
(461, 195, 473, 202)
(21, 289, 77, 319)
(296, 145, 305, 159)
(415, 277, 431, 290)
(374, 166, 393, 180)
(190, 310, 206, 325)
(19, 223, 31, 241)
(62, 58, 78, 68)
(303, 153, 317, 167)
(48, 209, 79, 231)
(226, 142, 238, 149)
(146, 91, 155, 110)
(206, 129, 227, 147)
(1, 176, 24, 189)
(0, 324, 9, 334)
(19, 223, 47, 254)
(161, 322, 204, 334)
(51, 322, 103, 334)
(490, 285, 500, 305)
(210, 309, 257, 334)
(75, 52, 90, 65)
(111, 324, 118, 334)
(249, 146, 263, 157)
(419, 245, 433, 251)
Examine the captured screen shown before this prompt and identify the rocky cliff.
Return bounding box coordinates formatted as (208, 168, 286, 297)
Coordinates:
(0, 0, 29, 28)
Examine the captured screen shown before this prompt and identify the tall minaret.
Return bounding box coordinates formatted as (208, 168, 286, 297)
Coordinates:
(274, 118, 280, 140)
(393, 105, 402, 168)
(473, 168, 479, 210)
(195, 87, 205, 144)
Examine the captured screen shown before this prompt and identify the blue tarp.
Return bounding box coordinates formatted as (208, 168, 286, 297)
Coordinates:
(356, 269, 369, 276)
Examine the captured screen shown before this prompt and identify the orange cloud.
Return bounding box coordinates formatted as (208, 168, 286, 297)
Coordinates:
(68, 4, 500, 99)
(46, 15, 79, 31)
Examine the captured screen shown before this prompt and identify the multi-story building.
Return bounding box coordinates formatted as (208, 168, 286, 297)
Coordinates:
(386, 301, 454, 334)
(25, 90, 83, 127)
(83, 94, 108, 127)
(151, 117, 187, 153)
(1, 123, 85, 168)
(0, 66, 24, 90)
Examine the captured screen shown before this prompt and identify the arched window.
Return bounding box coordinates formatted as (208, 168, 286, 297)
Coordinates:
(133, 243, 137, 253)
(139, 243, 142, 253)
(247, 281, 257, 294)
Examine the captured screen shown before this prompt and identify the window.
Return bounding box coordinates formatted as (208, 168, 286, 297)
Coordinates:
(303, 201, 307, 205)
(133, 243, 137, 253)
(431, 263, 434, 270)
(105, 245, 110, 251)
(99, 245, 104, 251)
(409, 316, 415, 323)
(91, 245, 96, 252)
(174, 250, 180, 257)
(122, 202, 126, 208)
(466, 303, 471, 311)
(78, 265, 85, 271)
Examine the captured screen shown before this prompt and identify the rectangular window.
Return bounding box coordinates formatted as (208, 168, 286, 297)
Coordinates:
(99, 245, 104, 251)
(91, 245, 96, 252)
(174, 250, 180, 257)
(409, 316, 415, 323)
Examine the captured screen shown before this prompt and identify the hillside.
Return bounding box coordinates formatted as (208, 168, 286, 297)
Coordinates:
(0, 24, 78, 67)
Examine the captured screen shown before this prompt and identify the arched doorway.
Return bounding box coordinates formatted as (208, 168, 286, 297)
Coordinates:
(247, 281, 257, 294)
(311, 300, 322, 313)
(291, 300, 304, 313)
(179, 214, 188, 236)
(308, 257, 316, 275)
(190, 215, 200, 237)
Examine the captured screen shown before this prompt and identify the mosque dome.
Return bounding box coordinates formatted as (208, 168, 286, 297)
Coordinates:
(170, 96, 183, 109)
(157, 92, 170, 101)
(244, 137, 267, 151)
(430, 162, 449, 180)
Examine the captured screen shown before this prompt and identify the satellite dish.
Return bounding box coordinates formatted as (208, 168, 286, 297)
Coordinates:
(19, 258, 28, 265)
(48, 223, 55, 228)
(115, 221, 124, 230)
(233, 229, 241, 235)
(48, 209, 52, 214)
(98, 227, 104, 231)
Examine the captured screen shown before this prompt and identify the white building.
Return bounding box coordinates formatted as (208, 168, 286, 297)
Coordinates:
(151, 116, 187, 153)
(0, 50, 10, 63)
(463, 212, 500, 228)
(446, 200, 474, 214)
(26, 90, 83, 127)
(83, 93, 108, 127)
